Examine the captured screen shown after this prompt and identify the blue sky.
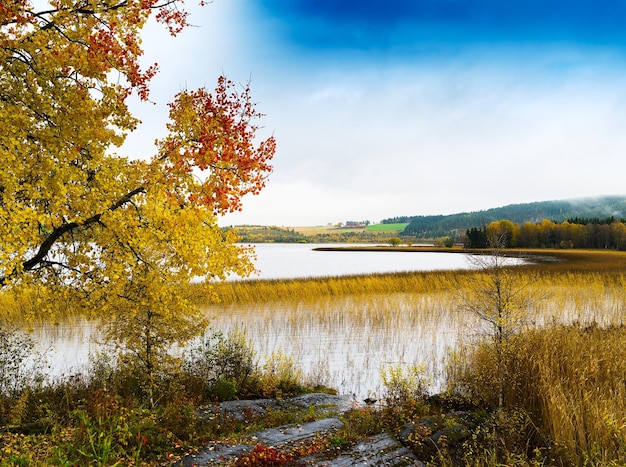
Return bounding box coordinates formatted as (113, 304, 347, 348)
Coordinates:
(124, 0, 626, 225)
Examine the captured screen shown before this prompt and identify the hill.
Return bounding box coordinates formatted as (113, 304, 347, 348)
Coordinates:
(230, 224, 402, 243)
(392, 195, 626, 239)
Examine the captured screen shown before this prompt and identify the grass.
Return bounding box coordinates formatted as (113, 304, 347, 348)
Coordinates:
(449, 324, 626, 465)
(2, 248, 626, 464)
(366, 223, 410, 232)
(199, 248, 626, 306)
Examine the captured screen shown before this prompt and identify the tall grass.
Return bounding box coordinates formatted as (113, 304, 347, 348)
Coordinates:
(3, 248, 626, 464)
(202, 292, 464, 396)
(198, 249, 626, 307)
(452, 324, 626, 465)
(203, 270, 457, 305)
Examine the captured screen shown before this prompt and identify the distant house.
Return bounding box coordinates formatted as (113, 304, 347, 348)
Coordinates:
(344, 220, 370, 228)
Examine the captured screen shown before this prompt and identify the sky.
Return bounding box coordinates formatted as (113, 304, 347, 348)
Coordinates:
(122, 0, 626, 226)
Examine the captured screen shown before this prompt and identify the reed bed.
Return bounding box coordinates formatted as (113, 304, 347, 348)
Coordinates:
(203, 271, 458, 305)
(192, 249, 626, 404)
(454, 324, 626, 465)
(1, 248, 626, 465)
(2, 250, 626, 386)
(200, 249, 626, 306)
(201, 291, 467, 396)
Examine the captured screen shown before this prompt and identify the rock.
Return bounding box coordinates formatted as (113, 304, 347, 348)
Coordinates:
(195, 393, 353, 422)
(177, 442, 251, 466)
(180, 394, 477, 466)
(252, 417, 345, 446)
(304, 432, 423, 466)
(279, 393, 354, 413)
(398, 411, 478, 462)
(180, 394, 353, 466)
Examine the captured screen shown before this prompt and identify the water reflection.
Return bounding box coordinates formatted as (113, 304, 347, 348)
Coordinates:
(29, 284, 626, 398)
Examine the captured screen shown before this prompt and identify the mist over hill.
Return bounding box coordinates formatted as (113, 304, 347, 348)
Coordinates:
(383, 196, 626, 239)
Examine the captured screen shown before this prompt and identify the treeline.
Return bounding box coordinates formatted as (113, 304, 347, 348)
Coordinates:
(389, 196, 626, 239)
(381, 216, 412, 224)
(230, 225, 396, 244)
(228, 225, 308, 243)
(464, 218, 626, 250)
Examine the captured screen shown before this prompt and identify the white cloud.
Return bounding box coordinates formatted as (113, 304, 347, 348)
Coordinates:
(122, 2, 626, 225)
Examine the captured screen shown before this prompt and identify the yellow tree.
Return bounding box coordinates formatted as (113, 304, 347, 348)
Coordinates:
(0, 1, 275, 399)
(458, 235, 534, 410)
(486, 220, 518, 247)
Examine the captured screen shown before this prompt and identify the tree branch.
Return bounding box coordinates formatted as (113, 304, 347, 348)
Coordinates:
(0, 186, 145, 287)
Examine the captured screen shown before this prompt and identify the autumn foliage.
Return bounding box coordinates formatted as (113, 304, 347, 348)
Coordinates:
(0, 0, 275, 396)
(1, 0, 274, 286)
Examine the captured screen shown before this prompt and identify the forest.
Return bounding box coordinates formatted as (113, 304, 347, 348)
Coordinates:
(395, 195, 626, 239)
(464, 217, 626, 249)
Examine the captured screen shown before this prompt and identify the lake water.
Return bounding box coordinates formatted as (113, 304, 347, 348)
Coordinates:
(31, 244, 525, 398)
(236, 243, 504, 280)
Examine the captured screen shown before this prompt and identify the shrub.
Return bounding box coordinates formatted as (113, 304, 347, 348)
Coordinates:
(381, 364, 430, 408)
(461, 409, 552, 466)
(379, 364, 431, 429)
(184, 330, 259, 400)
(257, 350, 305, 398)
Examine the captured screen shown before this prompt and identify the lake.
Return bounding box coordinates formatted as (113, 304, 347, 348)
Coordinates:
(32, 244, 526, 398)
(235, 243, 511, 279)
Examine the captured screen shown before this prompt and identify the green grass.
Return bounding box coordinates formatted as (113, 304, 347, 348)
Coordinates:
(366, 223, 409, 232)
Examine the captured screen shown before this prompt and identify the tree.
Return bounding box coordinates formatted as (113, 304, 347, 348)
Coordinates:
(486, 220, 518, 248)
(388, 237, 402, 247)
(458, 234, 533, 410)
(464, 227, 488, 249)
(0, 1, 275, 399)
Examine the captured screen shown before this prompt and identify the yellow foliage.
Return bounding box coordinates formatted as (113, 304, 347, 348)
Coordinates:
(0, 2, 274, 404)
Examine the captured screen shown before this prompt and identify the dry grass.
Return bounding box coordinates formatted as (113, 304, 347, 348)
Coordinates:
(4, 248, 626, 464)
(204, 271, 456, 305)
(455, 324, 626, 465)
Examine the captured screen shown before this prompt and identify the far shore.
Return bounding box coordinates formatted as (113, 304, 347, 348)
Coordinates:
(312, 245, 466, 253)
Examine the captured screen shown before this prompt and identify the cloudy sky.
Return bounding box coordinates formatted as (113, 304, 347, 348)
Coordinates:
(123, 0, 626, 226)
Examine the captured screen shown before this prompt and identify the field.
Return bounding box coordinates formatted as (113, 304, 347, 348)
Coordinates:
(289, 222, 409, 235)
(290, 225, 366, 235)
(365, 222, 410, 232)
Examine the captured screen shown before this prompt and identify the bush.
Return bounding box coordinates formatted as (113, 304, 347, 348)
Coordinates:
(257, 350, 305, 398)
(184, 330, 259, 400)
(461, 409, 552, 466)
(381, 364, 430, 408)
(379, 364, 431, 429)
(0, 328, 45, 398)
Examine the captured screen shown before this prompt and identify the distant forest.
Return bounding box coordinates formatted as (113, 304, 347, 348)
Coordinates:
(383, 196, 626, 240)
(464, 218, 626, 249)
